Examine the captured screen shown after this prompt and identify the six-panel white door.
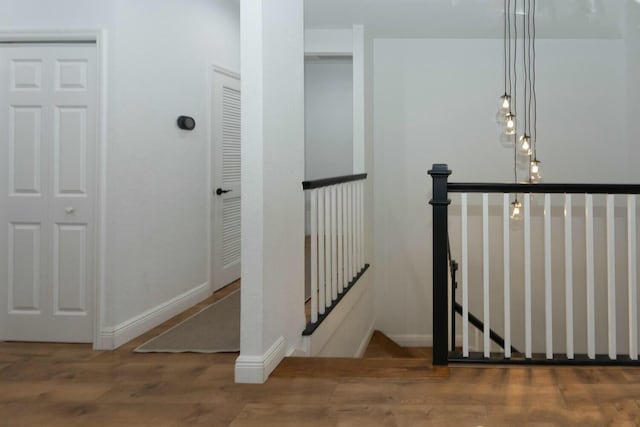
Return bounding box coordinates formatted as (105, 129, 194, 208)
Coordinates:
(211, 69, 241, 291)
(0, 44, 96, 342)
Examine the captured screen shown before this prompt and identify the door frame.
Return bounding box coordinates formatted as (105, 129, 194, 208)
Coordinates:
(207, 65, 241, 292)
(0, 30, 108, 349)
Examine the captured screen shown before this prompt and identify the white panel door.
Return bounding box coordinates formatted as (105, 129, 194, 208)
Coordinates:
(0, 44, 96, 343)
(211, 70, 241, 291)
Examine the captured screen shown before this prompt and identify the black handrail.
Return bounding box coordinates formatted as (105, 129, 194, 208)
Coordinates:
(302, 173, 367, 190)
(448, 182, 640, 194)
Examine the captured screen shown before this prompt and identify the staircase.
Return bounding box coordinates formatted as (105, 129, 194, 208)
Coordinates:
(272, 331, 447, 379)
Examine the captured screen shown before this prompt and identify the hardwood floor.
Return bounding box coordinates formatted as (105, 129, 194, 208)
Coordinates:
(2, 287, 640, 426)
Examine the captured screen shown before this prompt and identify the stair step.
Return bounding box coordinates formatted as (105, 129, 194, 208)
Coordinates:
(271, 357, 448, 379)
(363, 330, 418, 359)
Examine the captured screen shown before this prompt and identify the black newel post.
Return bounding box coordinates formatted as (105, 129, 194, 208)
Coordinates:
(428, 164, 451, 366)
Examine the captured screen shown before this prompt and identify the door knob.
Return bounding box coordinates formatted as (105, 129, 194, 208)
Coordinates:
(65, 206, 75, 214)
(216, 188, 232, 195)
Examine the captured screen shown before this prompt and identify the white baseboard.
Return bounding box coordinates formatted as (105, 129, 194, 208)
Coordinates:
(354, 321, 376, 358)
(95, 281, 211, 350)
(235, 336, 286, 384)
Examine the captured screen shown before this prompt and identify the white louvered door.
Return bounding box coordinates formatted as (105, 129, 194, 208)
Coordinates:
(0, 44, 96, 342)
(211, 69, 241, 290)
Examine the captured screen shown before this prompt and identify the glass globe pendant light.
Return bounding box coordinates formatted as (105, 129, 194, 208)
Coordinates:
(530, 158, 542, 182)
(510, 198, 523, 221)
(500, 93, 511, 113)
(519, 134, 532, 155)
(504, 112, 516, 135)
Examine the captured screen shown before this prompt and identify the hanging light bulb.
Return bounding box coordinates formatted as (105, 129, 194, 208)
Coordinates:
(500, 93, 511, 112)
(530, 159, 542, 183)
(510, 198, 523, 221)
(519, 134, 532, 155)
(504, 113, 516, 135)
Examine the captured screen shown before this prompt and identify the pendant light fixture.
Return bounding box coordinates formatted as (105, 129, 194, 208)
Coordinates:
(498, 0, 542, 218)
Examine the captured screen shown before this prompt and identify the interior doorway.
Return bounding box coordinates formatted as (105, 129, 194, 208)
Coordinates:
(210, 67, 241, 291)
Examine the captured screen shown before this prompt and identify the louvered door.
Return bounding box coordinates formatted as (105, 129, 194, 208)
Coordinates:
(211, 69, 241, 290)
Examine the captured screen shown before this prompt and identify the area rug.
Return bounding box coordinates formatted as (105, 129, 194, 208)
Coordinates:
(135, 290, 240, 353)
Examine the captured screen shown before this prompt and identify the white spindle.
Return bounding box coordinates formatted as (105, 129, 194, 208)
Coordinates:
(628, 195, 638, 360)
(343, 184, 349, 288)
(347, 183, 353, 281)
(564, 194, 574, 359)
(585, 194, 595, 359)
(606, 194, 617, 360)
(317, 189, 325, 315)
(483, 193, 490, 358)
(310, 189, 318, 323)
(461, 193, 469, 357)
(359, 181, 365, 270)
(325, 187, 332, 308)
(355, 182, 361, 273)
(503, 194, 511, 359)
(337, 185, 344, 294)
(544, 193, 553, 359)
(331, 186, 338, 301)
(352, 182, 357, 276)
(524, 194, 532, 359)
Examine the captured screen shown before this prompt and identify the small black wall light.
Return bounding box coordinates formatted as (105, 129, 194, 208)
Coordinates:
(177, 115, 196, 131)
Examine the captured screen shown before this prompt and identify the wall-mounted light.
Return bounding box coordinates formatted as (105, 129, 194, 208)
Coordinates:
(177, 115, 196, 131)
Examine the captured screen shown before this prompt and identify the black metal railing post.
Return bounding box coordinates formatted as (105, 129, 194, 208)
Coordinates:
(429, 164, 451, 366)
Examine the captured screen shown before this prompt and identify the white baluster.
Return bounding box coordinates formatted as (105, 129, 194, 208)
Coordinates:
(347, 183, 353, 282)
(360, 180, 365, 269)
(325, 187, 332, 308)
(337, 185, 343, 294)
(355, 182, 361, 274)
(461, 193, 469, 357)
(343, 184, 349, 289)
(483, 193, 490, 358)
(628, 195, 638, 360)
(317, 189, 325, 315)
(544, 193, 553, 359)
(503, 193, 511, 359)
(585, 194, 595, 360)
(310, 189, 318, 323)
(524, 194, 532, 359)
(352, 182, 357, 277)
(564, 194, 574, 359)
(331, 185, 338, 301)
(606, 194, 617, 360)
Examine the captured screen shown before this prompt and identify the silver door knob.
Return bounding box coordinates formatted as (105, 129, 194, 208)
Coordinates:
(65, 207, 75, 214)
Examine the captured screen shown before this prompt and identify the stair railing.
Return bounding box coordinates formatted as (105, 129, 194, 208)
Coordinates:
(430, 163, 640, 366)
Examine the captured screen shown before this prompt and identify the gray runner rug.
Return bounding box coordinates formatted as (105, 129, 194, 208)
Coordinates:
(135, 289, 240, 353)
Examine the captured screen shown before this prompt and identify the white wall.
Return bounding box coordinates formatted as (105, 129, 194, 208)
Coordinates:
(1, 0, 240, 344)
(304, 57, 353, 180)
(373, 38, 635, 350)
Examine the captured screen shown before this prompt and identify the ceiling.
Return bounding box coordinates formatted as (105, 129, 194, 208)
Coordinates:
(304, 0, 630, 39)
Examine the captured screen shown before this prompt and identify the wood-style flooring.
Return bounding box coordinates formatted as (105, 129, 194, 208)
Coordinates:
(2, 282, 640, 426)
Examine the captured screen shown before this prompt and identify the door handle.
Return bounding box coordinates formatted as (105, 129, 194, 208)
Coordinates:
(216, 188, 232, 196)
(65, 206, 75, 214)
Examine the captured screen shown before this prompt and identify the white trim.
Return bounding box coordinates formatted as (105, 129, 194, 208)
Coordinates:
(354, 321, 376, 358)
(95, 281, 211, 350)
(352, 24, 365, 173)
(0, 29, 108, 349)
(0, 30, 99, 42)
(234, 336, 286, 384)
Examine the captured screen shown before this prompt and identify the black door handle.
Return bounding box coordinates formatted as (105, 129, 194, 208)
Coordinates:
(216, 188, 232, 195)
